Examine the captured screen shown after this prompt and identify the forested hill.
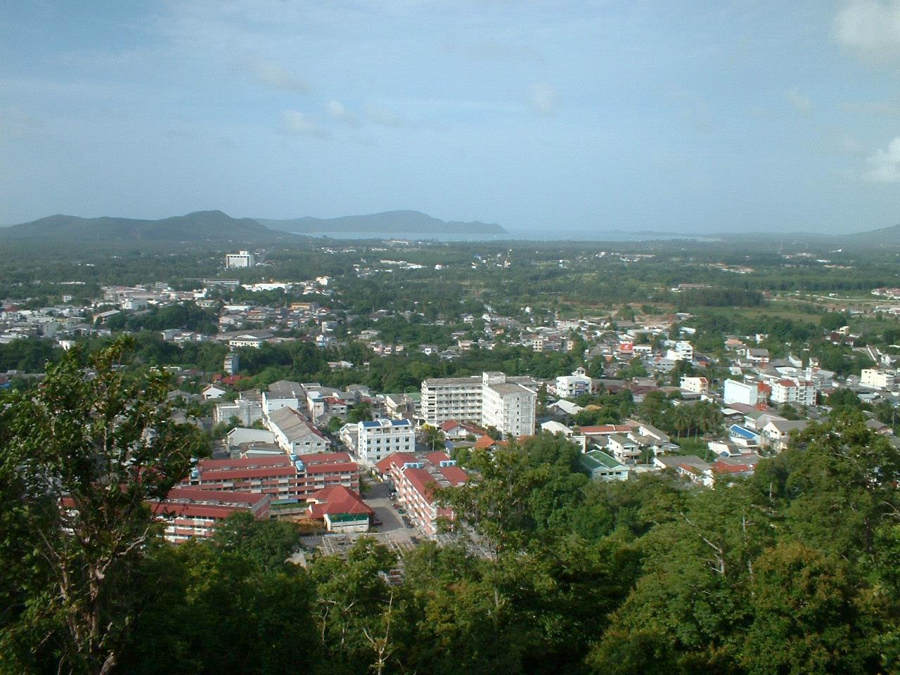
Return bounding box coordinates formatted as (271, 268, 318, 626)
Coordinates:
(843, 222, 900, 246)
(258, 209, 507, 235)
(0, 210, 294, 245)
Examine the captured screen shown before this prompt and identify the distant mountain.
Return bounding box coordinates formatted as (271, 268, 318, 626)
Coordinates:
(0, 210, 291, 245)
(842, 223, 900, 246)
(258, 210, 506, 235)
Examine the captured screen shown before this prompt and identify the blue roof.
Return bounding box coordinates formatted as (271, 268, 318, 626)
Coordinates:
(728, 424, 759, 440)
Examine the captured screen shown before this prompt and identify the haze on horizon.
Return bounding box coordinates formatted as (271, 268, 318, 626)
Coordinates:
(2, 1, 900, 235)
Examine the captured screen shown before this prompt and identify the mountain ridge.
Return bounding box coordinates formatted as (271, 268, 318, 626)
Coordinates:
(0, 210, 286, 245)
(258, 209, 506, 234)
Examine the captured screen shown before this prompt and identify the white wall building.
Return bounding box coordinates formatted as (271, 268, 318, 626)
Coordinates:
(225, 250, 255, 268)
(724, 379, 759, 406)
(481, 372, 537, 438)
(770, 379, 816, 407)
(261, 392, 300, 417)
(679, 376, 709, 394)
(356, 419, 415, 466)
(860, 368, 895, 390)
(265, 407, 330, 455)
(555, 367, 592, 398)
(421, 371, 537, 437)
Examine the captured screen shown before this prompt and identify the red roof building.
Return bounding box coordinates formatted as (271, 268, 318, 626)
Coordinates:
(150, 487, 271, 543)
(306, 485, 374, 532)
(184, 452, 359, 501)
(378, 451, 468, 536)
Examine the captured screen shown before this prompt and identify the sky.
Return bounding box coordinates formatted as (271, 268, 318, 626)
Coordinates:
(2, 1, 900, 234)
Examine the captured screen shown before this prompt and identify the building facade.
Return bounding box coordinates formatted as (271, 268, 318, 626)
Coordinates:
(861, 368, 895, 390)
(376, 451, 467, 537)
(356, 418, 415, 466)
(184, 452, 359, 501)
(152, 488, 271, 543)
(421, 371, 537, 437)
(225, 250, 255, 268)
(554, 367, 592, 398)
(724, 379, 759, 406)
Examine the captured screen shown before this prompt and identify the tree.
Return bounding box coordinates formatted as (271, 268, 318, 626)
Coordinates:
(420, 424, 444, 451)
(347, 401, 373, 423)
(0, 338, 207, 673)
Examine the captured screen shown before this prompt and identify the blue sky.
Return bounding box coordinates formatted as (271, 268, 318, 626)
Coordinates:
(2, 1, 900, 234)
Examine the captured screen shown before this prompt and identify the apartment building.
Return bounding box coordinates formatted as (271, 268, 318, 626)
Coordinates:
(861, 368, 895, 390)
(769, 378, 816, 406)
(225, 250, 255, 268)
(184, 452, 359, 501)
(421, 371, 537, 437)
(376, 451, 468, 537)
(356, 418, 415, 466)
(151, 488, 272, 543)
(554, 367, 592, 398)
(481, 372, 537, 438)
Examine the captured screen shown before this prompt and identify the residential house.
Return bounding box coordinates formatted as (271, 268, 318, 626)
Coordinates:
(760, 419, 808, 452)
(580, 450, 629, 481)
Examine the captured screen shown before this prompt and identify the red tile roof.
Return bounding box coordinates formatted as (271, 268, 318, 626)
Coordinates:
(307, 486, 373, 518)
(473, 435, 504, 450)
(403, 467, 440, 503)
(425, 451, 452, 465)
(712, 461, 753, 474)
(376, 452, 418, 474)
(439, 465, 468, 485)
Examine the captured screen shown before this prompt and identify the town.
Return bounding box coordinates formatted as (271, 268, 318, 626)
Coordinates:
(3, 239, 898, 554)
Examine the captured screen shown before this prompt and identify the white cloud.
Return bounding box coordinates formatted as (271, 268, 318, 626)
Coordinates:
(865, 137, 900, 181)
(786, 88, 812, 114)
(281, 110, 327, 138)
(326, 99, 359, 125)
(529, 82, 557, 115)
(251, 58, 308, 92)
(834, 1, 900, 59)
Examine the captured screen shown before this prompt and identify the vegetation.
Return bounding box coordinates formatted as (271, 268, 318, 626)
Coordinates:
(1, 370, 896, 673)
(3, 237, 900, 672)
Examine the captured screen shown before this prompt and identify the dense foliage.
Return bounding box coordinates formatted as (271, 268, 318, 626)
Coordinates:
(2, 366, 897, 673)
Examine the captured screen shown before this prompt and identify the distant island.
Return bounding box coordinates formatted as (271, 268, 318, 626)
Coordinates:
(257, 210, 506, 235)
(0, 210, 285, 246)
(0, 209, 506, 245)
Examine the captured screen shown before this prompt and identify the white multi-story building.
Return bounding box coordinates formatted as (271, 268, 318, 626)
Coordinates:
(666, 340, 694, 362)
(481, 372, 537, 438)
(555, 367, 592, 398)
(770, 379, 816, 407)
(356, 419, 415, 466)
(861, 368, 895, 390)
(679, 376, 709, 394)
(225, 250, 255, 268)
(421, 371, 537, 437)
(724, 379, 759, 406)
(421, 376, 483, 426)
